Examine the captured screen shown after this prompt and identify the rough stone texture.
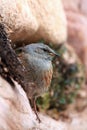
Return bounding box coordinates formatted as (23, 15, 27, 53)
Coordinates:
(67, 109, 87, 130)
(0, 76, 36, 130)
(0, 76, 87, 130)
(62, 0, 87, 76)
(0, 0, 67, 45)
(0, 76, 67, 130)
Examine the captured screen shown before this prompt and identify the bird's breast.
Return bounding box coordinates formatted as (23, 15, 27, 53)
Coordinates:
(18, 54, 53, 96)
(35, 59, 53, 89)
(43, 68, 53, 89)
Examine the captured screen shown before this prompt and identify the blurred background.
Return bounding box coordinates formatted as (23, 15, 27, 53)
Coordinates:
(36, 0, 87, 121)
(0, 0, 87, 129)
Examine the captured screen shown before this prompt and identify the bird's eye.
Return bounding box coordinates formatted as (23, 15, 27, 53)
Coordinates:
(43, 48, 48, 52)
(43, 48, 54, 56)
(35, 47, 48, 53)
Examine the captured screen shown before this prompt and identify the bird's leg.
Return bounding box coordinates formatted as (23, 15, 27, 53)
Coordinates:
(30, 98, 41, 123)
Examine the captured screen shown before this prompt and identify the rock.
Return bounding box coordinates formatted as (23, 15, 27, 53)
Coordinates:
(62, 0, 87, 77)
(0, 76, 67, 130)
(0, 76, 36, 130)
(0, 0, 67, 45)
(0, 76, 87, 130)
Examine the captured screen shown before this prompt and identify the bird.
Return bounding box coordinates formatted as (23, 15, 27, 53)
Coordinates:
(16, 43, 60, 122)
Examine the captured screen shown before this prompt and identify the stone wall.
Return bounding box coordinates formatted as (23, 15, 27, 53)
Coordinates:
(0, 0, 67, 45)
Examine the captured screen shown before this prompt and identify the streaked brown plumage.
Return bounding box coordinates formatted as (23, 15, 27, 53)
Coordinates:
(16, 43, 60, 122)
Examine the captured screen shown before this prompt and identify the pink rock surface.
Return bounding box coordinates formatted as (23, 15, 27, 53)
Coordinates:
(0, 76, 87, 130)
(63, 0, 87, 76)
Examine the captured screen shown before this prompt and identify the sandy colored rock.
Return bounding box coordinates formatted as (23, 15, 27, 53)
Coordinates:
(0, 0, 67, 45)
(62, 0, 87, 76)
(0, 0, 38, 43)
(0, 76, 87, 130)
(0, 76, 66, 130)
(0, 76, 36, 130)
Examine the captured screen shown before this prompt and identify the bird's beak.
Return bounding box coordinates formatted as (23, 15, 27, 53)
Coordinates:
(51, 50, 60, 58)
(49, 48, 60, 58)
(54, 51, 60, 57)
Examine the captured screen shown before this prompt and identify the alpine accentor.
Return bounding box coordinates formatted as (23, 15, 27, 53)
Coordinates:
(16, 43, 60, 122)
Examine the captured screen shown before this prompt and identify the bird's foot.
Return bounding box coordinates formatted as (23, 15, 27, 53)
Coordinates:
(32, 97, 41, 123)
(34, 109, 41, 123)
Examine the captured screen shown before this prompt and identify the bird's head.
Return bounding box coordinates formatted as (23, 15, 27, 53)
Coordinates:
(16, 43, 60, 61)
